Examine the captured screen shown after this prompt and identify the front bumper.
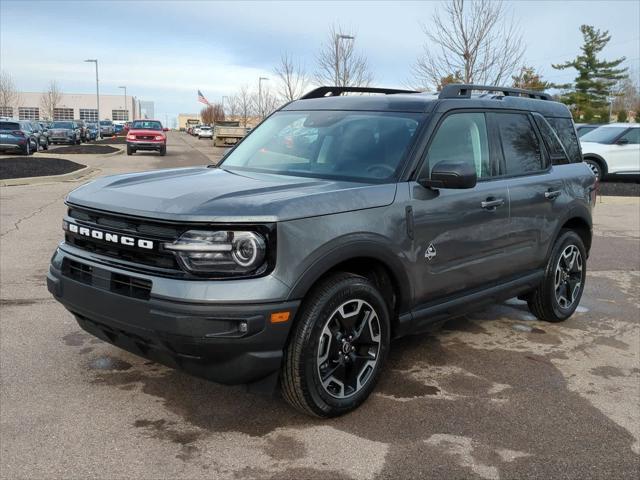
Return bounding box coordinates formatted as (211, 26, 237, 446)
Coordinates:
(47, 247, 299, 385)
(127, 140, 164, 151)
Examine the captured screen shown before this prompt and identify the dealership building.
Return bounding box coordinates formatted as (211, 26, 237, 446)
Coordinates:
(0, 92, 154, 122)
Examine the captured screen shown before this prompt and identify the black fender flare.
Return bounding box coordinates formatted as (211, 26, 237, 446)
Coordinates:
(546, 202, 593, 260)
(286, 235, 413, 313)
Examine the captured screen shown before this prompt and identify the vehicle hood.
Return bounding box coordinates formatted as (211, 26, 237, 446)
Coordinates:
(580, 141, 610, 155)
(129, 129, 164, 136)
(66, 167, 397, 222)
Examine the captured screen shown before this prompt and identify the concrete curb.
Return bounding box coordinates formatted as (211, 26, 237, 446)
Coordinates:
(0, 165, 99, 187)
(42, 145, 124, 158)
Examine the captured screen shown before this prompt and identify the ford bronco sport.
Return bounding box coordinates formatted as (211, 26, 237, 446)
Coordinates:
(48, 84, 596, 417)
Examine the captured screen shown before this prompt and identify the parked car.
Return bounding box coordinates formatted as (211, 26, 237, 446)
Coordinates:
(125, 119, 168, 155)
(0, 120, 39, 155)
(213, 121, 246, 146)
(580, 123, 640, 180)
(198, 125, 213, 139)
(123, 122, 131, 134)
(49, 121, 81, 145)
(86, 122, 99, 141)
(575, 123, 605, 137)
(30, 121, 49, 150)
(99, 120, 114, 137)
(48, 84, 595, 417)
(74, 120, 89, 142)
(193, 125, 203, 136)
(114, 123, 125, 135)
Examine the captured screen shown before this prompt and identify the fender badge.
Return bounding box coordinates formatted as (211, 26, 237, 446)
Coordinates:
(425, 243, 437, 261)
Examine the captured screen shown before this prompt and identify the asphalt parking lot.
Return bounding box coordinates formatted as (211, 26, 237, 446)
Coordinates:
(1, 132, 639, 479)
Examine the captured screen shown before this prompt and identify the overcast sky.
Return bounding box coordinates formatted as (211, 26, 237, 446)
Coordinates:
(1, 0, 639, 122)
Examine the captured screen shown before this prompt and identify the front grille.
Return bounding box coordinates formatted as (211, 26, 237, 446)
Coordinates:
(136, 135, 155, 140)
(66, 206, 181, 272)
(63, 259, 152, 300)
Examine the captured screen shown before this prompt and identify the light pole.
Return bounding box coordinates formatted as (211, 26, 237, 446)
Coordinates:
(258, 77, 269, 119)
(118, 85, 128, 122)
(335, 34, 355, 86)
(84, 59, 101, 139)
(222, 95, 229, 117)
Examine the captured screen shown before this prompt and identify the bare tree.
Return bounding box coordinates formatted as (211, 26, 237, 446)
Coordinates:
(40, 81, 63, 120)
(0, 72, 20, 115)
(200, 105, 215, 125)
(226, 95, 239, 119)
(212, 103, 225, 122)
(411, 0, 524, 90)
(274, 52, 309, 102)
(236, 85, 254, 127)
(314, 24, 373, 87)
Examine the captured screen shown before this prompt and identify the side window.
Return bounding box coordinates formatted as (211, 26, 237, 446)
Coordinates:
(546, 117, 582, 163)
(424, 113, 491, 179)
(532, 113, 569, 165)
(496, 113, 543, 175)
(619, 128, 640, 144)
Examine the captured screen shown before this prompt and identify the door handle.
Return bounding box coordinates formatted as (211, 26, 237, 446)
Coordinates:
(481, 198, 505, 210)
(544, 190, 562, 200)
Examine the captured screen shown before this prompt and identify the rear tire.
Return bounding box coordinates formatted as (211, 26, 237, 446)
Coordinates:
(584, 158, 605, 180)
(281, 273, 390, 417)
(528, 230, 587, 322)
(22, 141, 31, 155)
(42, 139, 48, 150)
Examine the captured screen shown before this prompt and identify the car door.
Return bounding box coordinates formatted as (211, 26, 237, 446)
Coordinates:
(607, 127, 640, 174)
(409, 111, 511, 310)
(489, 111, 565, 273)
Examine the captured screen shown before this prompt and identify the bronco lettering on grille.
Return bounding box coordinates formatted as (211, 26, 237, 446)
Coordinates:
(64, 221, 154, 250)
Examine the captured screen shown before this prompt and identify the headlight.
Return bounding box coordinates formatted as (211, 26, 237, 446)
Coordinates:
(164, 230, 268, 276)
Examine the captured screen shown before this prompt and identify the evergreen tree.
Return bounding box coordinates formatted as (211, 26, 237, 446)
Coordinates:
(552, 25, 627, 118)
(512, 66, 550, 91)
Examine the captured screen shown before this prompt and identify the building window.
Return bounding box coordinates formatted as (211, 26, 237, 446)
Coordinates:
(0, 106, 13, 118)
(79, 109, 98, 121)
(19, 107, 40, 120)
(54, 108, 74, 120)
(112, 110, 129, 121)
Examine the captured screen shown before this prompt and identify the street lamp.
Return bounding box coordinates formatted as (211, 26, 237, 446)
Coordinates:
(335, 34, 355, 86)
(118, 86, 127, 121)
(84, 59, 101, 139)
(258, 76, 269, 119)
(222, 95, 229, 116)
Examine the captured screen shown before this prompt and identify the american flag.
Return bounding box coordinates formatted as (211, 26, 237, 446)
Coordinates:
(197, 90, 210, 105)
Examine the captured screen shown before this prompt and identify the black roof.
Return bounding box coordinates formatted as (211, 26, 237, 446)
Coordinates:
(283, 84, 572, 118)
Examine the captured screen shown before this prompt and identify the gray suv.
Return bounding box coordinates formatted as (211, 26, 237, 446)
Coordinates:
(47, 85, 596, 417)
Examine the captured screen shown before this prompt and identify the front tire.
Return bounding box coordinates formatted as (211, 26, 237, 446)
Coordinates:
(159, 145, 166, 156)
(126, 145, 134, 155)
(281, 273, 390, 417)
(528, 230, 587, 322)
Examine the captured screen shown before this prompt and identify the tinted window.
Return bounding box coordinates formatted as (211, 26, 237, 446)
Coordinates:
(577, 126, 598, 137)
(533, 114, 569, 165)
(131, 120, 162, 130)
(424, 113, 491, 178)
(496, 113, 543, 175)
(547, 117, 582, 163)
(52, 122, 74, 129)
(580, 126, 628, 144)
(619, 128, 639, 144)
(222, 110, 421, 182)
(0, 122, 20, 130)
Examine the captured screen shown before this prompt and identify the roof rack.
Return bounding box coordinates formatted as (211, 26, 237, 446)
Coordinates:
(439, 84, 552, 101)
(300, 86, 419, 100)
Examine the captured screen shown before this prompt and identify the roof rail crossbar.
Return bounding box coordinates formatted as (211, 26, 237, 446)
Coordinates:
(439, 84, 552, 101)
(300, 86, 419, 100)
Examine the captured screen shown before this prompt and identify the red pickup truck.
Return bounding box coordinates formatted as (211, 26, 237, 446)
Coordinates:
(126, 120, 168, 156)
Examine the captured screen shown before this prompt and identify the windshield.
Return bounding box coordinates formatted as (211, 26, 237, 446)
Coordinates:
(52, 122, 74, 129)
(100, 121, 112, 126)
(220, 110, 422, 182)
(131, 120, 162, 130)
(581, 126, 628, 143)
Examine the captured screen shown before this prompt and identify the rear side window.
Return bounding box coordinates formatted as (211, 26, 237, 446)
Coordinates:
(424, 113, 491, 178)
(546, 117, 582, 163)
(532, 114, 569, 165)
(495, 113, 543, 175)
(619, 128, 640, 144)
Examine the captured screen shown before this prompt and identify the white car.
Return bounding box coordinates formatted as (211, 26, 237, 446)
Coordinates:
(198, 126, 213, 139)
(580, 123, 639, 180)
(192, 125, 202, 136)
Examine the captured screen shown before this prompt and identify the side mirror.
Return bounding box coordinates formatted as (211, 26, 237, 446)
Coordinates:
(163, 127, 169, 132)
(419, 160, 477, 189)
(616, 138, 629, 145)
